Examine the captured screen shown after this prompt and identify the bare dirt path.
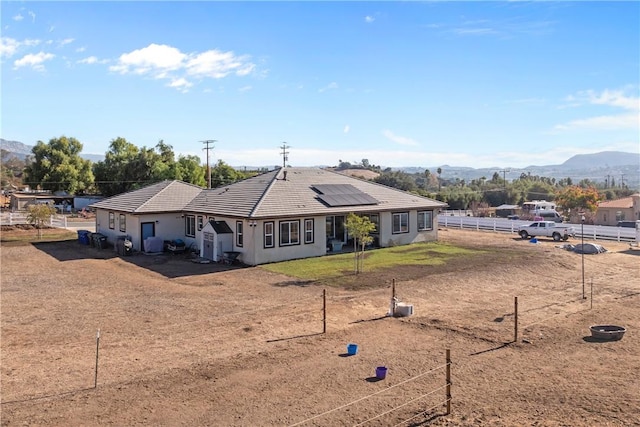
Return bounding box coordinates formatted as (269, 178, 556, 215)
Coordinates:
(1, 229, 638, 426)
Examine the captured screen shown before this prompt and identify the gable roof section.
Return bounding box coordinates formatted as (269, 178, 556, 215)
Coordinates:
(597, 196, 633, 209)
(185, 167, 447, 219)
(90, 180, 202, 213)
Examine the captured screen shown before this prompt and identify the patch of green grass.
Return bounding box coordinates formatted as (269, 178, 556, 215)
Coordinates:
(0, 229, 77, 245)
(261, 242, 484, 280)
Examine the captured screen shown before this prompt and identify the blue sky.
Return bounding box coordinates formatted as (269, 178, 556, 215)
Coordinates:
(2, 1, 639, 169)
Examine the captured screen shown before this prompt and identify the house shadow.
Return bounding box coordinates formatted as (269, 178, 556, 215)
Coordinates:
(31, 240, 243, 278)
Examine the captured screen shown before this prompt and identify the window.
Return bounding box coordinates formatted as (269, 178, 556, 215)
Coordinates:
(236, 221, 243, 247)
(392, 212, 409, 234)
(304, 219, 314, 244)
(109, 212, 115, 229)
(417, 211, 433, 231)
(280, 220, 300, 246)
(264, 222, 274, 248)
(197, 215, 204, 231)
(119, 214, 126, 232)
(185, 215, 196, 237)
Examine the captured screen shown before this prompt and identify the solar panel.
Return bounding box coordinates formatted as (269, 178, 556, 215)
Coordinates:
(312, 184, 379, 207)
(317, 193, 379, 207)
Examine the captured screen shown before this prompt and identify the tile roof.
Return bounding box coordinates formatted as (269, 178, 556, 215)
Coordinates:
(597, 197, 633, 209)
(91, 168, 448, 218)
(185, 167, 447, 219)
(90, 180, 202, 213)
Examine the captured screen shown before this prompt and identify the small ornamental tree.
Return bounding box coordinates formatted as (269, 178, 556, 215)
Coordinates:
(344, 213, 376, 274)
(26, 204, 57, 239)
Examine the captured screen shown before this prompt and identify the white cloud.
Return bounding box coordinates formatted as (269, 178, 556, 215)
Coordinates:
(344, 125, 350, 133)
(13, 13, 24, 21)
(318, 81, 338, 93)
(0, 37, 41, 58)
(168, 77, 193, 93)
(238, 85, 252, 92)
(48, 25, 54, 33)
(28, 11, 36, 23)
(13, 51, 55, 71)
(382, 129, 419, 146)
(0, 37, 19, 57)
(76, 47, 86, 53)
(77, 56, 108, 65)
(58, 38, 74, 47)
(555, 87, 640, 131)
(109, 43, 256, 90)
(365, 16, 375, 23)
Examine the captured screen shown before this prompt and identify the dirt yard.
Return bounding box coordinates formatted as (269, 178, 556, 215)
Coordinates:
(1, 228, 638, 426)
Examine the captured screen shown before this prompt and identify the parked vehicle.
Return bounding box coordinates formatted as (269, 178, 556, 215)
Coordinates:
(535, 211, 563, 223)
(518, 221, 575, 241)
(617, 220, 640, 228)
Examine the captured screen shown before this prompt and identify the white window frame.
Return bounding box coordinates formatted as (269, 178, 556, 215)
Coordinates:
(304, 219, 314, 244)
(197, 215, 204, 231)
(119, 214, 126, 232)
(392, 212, 409, 234)
(109, 212, 115, 229)
(185, 215, 196, 237)
(236, 221, 243, 247)
(264, 221, 274, 248)
(417, 210, 433, 231)
(279, 220, 300, 246)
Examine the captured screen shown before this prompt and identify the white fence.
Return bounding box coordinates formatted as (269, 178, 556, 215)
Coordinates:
(437, 215, 639, 243)
(0, 213, 95, 231)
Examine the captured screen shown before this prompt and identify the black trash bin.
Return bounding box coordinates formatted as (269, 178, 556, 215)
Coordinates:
(92, 233, 107, 249)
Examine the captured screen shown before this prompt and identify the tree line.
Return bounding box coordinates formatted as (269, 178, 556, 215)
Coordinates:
(2, 136, 259, 197)
(340, 159, 633, 215)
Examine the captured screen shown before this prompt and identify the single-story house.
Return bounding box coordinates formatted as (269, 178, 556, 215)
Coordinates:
(90, 167, 448, 265)
(595, 194, 640, 226)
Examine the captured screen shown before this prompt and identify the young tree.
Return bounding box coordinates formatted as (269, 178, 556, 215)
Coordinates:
(344, 213, 376, 274)
(26, 204, 57, 239)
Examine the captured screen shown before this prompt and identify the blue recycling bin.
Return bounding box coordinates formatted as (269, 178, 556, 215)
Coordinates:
(77, 230, 91, 245)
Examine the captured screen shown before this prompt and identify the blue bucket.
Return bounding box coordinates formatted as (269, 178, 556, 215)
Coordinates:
(347, 343, 358, 356)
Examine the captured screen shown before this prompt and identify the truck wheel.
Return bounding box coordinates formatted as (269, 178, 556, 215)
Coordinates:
(519, 230, 529, 239)
(552, 233, 562, 242)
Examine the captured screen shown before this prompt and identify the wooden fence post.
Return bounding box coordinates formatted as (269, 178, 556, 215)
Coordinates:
(94, 329, 100, 388)
(514, 296, 518, 343)
(322, 289, 326, 334)
(446, 349, 451, 415)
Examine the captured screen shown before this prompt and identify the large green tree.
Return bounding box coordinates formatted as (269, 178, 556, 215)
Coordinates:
(93, 137, 141, 196)
(23, 136, 94, 193)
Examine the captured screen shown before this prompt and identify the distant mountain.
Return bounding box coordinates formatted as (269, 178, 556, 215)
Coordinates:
(561, 151, 638, 169)
(0, 138, 104, 162)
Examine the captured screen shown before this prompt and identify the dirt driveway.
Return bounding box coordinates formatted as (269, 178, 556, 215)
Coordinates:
(1, 229, 638, 426)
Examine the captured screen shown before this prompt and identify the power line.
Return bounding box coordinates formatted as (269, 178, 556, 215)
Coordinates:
(280, 142, 290, 168)
(200, 140, 216, 189)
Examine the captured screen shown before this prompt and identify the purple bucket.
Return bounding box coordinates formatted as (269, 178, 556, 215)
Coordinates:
(376, 366, 388, 380)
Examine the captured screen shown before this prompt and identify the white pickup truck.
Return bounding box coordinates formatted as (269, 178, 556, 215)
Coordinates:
(518, 221, 575, 241)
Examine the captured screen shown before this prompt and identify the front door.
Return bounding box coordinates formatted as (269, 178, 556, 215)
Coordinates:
(141, 222, 155, 248)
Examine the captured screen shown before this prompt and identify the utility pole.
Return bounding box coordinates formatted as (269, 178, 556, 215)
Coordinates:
(200, 140, 216, 189)
(280, 142, 290, 168)
(620, 174, 625, 189)
(499, 169, 510, 203)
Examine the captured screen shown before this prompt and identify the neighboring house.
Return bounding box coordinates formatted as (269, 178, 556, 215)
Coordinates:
(90, 167, 447, 266)
(595, 194, 640, 226)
